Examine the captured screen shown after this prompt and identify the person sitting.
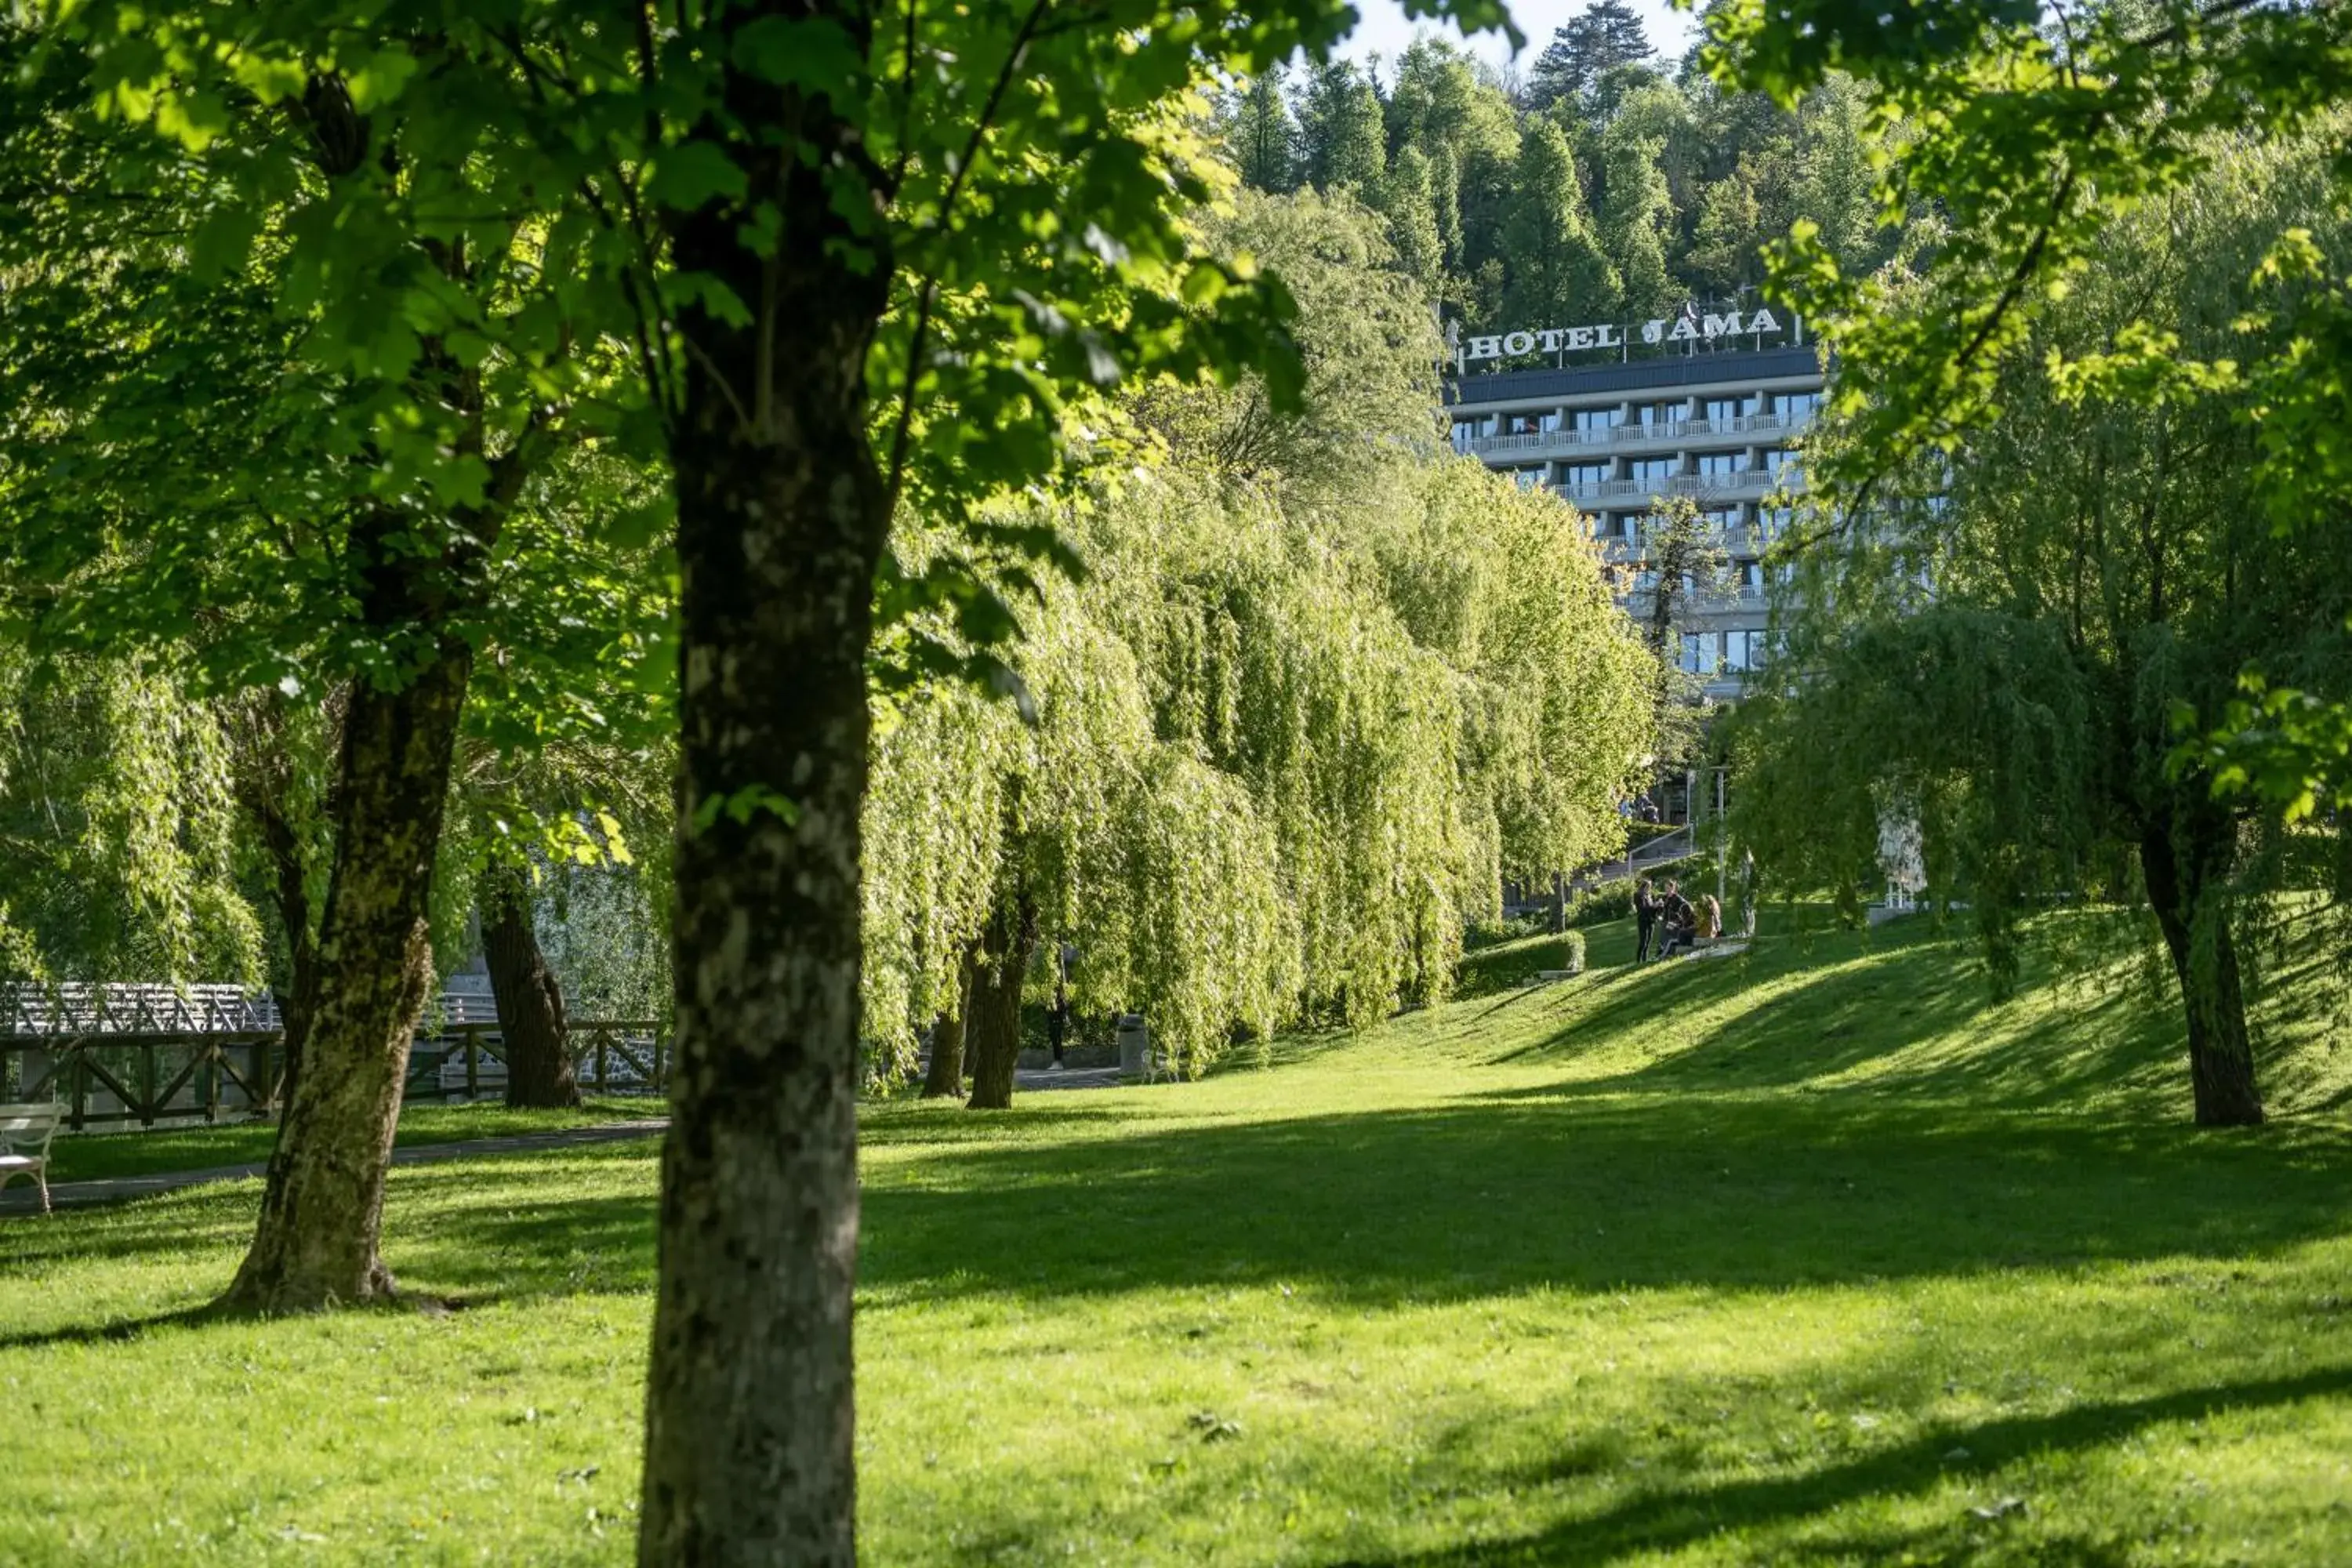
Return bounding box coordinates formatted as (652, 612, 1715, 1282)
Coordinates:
(1657, 880, 1697, 958)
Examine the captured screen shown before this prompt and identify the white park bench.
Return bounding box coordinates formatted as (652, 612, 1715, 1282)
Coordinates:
(0, 1102, 62, 1214)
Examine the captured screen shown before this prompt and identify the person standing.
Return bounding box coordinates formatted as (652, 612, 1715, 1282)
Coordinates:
(1633, 877, 1658, 964)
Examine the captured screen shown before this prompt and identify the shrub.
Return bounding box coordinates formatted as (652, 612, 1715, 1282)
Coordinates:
(1465, 912, 1550, 951)
(1566, 883, 1635, 927)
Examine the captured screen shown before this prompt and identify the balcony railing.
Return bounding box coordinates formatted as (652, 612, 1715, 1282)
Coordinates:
(1464, 407, 1812, 458)
(1555, 476, 1645, 501)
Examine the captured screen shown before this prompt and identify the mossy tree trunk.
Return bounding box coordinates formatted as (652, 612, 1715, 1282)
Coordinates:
(219, 645, 472, 1311)
(481, 862, 580, 1110)
(636, 20, 889, 1555)
(965, 895, 1037, 1112)
(2140, 795, 2263, 1127)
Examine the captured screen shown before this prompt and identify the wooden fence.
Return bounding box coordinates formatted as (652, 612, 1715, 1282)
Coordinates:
(0, 1017, 667, 1132)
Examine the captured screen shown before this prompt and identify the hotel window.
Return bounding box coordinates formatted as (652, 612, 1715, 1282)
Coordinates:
(1724, 629, 1776, 672)
(1702, 506, 1739, 533)
(1562, 463, 1610, 489)
(1738, 561, 1764, 590)
(1504, 409, 1559, 436)
(1679, 633, 1721, 674)
(1703, 395, 1755, 423)
(1633, 401, 1683, 428)
(1697, 452, 1749, 477)
(1569, 406, 1622, 435)
(1512, 467, 1544, 491)
(1629, 458, 1678, 486)
(1759, 506, 1794, 540)
(1451, 415, 1492, 452)
(1771, 391, 1821, 421)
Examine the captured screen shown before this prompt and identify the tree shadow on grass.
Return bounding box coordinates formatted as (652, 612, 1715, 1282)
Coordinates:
(0, 1138, 658, 1285)
(0, 1302, 220, 1352)
(1341, 1363, 2352, 1566)
(380, 1087, 2352, 1310)
(1490, 924, 2206, 1117)
(862, 1099, 1155, 1149)
(13, 1026, 2349, 1320)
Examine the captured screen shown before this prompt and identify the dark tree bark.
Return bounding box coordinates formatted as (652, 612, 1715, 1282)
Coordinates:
(920, 944, 978, 1099)
(965, 896, 1038, 1112)
(2140, 797, 2263, 1127)
(637, 9, 890, 1557)
(481, 862, 581, 1110)
(219, 645, 472, 1310)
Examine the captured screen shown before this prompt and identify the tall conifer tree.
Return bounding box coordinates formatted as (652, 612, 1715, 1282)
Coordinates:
(1600, 114, 1679, 318)
(1527, 0, 1653, 109)
(1382, 145, 1447, 297)
(1500, 122, 1621, 327)
(1300, 61, 1388, 193)
(1231, 68, 1303, 194)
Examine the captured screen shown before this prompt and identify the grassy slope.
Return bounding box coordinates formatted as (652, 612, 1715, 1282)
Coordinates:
(3, 915, 2350, 1566)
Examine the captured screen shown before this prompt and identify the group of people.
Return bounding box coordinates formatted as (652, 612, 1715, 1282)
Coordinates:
(1633, 877, 1720, 962)
(1619, 793, 1664, 825)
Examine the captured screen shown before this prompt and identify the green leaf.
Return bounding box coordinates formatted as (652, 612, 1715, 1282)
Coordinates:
(731, 16, 863, 95)
(343, 48, 418, 113)
(644, 143, 749, 212)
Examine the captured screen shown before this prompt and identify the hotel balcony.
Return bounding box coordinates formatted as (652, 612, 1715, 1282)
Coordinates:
(1560, 470, 1797, 511)
(1465, 408, 1813, 461)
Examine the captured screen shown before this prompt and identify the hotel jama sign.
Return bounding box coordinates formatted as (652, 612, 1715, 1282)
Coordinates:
(1454, 306, 1789, 368)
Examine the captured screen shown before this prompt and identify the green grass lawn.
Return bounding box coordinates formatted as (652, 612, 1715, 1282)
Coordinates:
(4, 914, 2350, 1565)
(40, 1096, 662, 1185)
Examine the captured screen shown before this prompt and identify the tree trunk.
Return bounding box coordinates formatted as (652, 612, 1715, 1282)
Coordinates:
(2140, 799, 2263, 1127)
(637, 16, 890, 1557)
(218, 645, 472, 1311)
(482, 862, 580, 1110)
(965, 897, 1038, 1112)
(921, 944, 978, 1099)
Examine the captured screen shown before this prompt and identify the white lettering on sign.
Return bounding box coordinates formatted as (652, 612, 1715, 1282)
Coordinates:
(1457, 309, 1786, 361)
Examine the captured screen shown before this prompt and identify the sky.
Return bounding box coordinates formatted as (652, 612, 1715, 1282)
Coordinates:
(1334, 0, 1700, 82)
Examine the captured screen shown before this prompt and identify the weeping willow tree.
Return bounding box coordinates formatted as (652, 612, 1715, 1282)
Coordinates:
(858, 183, 1652, 1104)
(860, 455, 1651, 1097)
(0, 648, 263, 988)
(862, 513, 1298, 1097)
(1732, 132, 2352, 1127)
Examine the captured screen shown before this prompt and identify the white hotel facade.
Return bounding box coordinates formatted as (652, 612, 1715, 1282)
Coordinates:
(1443, 325, 1824, 702)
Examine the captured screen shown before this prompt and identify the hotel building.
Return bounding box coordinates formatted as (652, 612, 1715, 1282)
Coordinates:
(1443, 332, 1824, 701)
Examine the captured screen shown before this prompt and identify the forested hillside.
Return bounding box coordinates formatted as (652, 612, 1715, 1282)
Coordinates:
(1219, 0, 1900, 334)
